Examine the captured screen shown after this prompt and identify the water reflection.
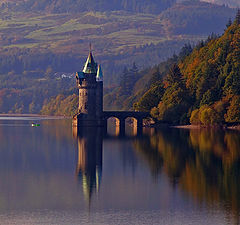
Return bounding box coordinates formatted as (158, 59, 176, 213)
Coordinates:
(0, 118, 240, 224)
(74, 127, 103, 205)
(72, 125, 144, 208)
(133, 128, 240, 223)
(73, 125, 240, 222)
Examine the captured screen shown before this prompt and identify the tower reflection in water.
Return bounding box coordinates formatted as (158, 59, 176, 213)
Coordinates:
(73, 127, 103, 204)
(72, 123, 143, 205)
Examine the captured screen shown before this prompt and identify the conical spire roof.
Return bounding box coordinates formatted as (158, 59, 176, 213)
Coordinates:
(83, 51, 97, 74)
(96, 64, 103, 81)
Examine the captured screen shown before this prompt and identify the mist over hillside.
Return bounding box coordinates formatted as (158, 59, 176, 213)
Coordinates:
(160, 1, 235, 35)
(202, 0, 240, 8)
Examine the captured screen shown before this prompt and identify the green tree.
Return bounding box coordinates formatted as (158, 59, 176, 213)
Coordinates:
(119, 66, 136, 96)
(190, 109, 200, 125)
(134, 82, 164, 112)
(226, 18, 232, 28)
(235, 9, 240, 25)
(225, 95, 240, 123)
(166, 64, 183, 87)
(151, 65, 191, 124)
(199, 106, 216, 125)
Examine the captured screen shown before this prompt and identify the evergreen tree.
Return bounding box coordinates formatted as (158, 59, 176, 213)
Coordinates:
(235, 9, 240, 25)
(119, 66, 135, 95)
(119, 66, 128, 95)
(166, 64, 183, 87)
(130, 62, 138, 74)
(134, 82, 164, 112)
(178, 44, 193, 61)
(226, 18, 232, 28)
(119, 63, 139, 96)
(129, 62, 139, 88)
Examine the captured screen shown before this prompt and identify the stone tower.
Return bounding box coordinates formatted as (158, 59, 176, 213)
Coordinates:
(72, 50, 104, 127)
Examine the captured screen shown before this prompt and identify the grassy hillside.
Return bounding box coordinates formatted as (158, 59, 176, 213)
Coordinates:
(2, 0, 176, 14)
(0, 1, 235, 84)
(0, 10, 200, 87)
(0, 2, 234, 53)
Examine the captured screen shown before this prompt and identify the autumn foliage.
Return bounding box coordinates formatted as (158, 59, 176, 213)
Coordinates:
(135, 13, 240, 125)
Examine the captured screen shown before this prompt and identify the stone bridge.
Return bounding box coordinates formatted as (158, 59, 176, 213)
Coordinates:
(103, 111, 150, 134)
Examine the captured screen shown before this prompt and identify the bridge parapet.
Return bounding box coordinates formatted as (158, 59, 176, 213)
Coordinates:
(103, 111, 149, 120)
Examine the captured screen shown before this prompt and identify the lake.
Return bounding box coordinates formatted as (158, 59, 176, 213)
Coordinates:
(0, 117, 239, 225)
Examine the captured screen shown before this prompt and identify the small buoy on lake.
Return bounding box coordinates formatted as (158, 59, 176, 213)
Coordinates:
(31, 123, 40, 127)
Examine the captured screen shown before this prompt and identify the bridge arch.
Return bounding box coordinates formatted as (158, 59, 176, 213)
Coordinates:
(103, 111, 150, 135)
(106, 116, 121, 136)
(124, 116, 139, 136)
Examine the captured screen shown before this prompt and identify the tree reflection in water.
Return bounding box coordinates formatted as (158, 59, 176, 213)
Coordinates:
(133, 128, 240, 224)
(72, 125, 240, 223)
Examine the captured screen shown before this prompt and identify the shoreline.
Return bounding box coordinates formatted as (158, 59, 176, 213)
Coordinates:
(1, 115, 239, 130)
(171, 125, 202, 129)
(171, 124, 240, 130)
(145, 123, 240, 131)
(0, 114, 70, 119)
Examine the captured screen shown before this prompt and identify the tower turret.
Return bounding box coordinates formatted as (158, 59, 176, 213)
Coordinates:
(83, 52, 97, 74)
(96, 65, 103, 82)
(96, 64, 103, 119)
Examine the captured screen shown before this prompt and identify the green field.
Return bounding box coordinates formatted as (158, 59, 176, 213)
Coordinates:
(0, 10, 205, 56)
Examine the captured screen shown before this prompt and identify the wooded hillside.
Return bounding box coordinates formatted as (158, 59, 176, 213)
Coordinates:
(134, 12, 240, 125)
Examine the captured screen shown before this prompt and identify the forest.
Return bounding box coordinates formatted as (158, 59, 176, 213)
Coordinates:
(133, 11, 240, 125)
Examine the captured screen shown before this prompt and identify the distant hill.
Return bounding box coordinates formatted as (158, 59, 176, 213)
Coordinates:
(1, 0, 239, 13)
(159, 1, 236, 35)
(202, 0, 240, 8)
(1, 0, 176, 14)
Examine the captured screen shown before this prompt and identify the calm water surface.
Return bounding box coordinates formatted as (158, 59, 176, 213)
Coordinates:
(0, 117, 239, 225)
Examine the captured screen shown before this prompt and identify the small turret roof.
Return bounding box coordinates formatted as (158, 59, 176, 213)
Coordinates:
(96, 64, 103, 81)
(83, 52, 97, 74)
(76, 71, 85, 79)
